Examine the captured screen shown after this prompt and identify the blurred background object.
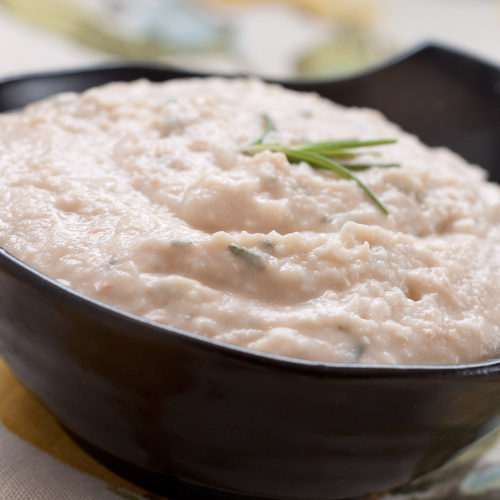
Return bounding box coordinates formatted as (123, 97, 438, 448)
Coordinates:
(0, 0, 499, 78)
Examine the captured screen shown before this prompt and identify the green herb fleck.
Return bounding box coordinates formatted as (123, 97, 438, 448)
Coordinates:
(170, 240, 193, 248)
(260, 239, 274, 251)
(351, 344, 366, 363)
(229, 244, 266, 270)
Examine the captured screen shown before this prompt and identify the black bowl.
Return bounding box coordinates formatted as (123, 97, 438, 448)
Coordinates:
(0, 44, 500, 500)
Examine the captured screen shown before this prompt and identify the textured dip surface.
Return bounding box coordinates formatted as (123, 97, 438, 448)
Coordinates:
(1, 78, 499, 365)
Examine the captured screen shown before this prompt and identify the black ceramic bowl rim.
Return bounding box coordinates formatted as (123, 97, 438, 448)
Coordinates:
(1, 42, 500, 379)
(1, 41, 499, 96)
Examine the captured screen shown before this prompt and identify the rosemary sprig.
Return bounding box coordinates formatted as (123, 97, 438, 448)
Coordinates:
(245, 114, 400, 214)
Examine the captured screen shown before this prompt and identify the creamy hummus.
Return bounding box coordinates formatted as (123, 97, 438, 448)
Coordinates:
(1, 78, 499, 365)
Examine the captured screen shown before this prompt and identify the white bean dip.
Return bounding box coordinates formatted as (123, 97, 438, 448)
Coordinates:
(1, 78, 499, 365)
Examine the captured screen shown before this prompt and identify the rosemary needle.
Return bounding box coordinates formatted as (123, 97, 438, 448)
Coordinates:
(245, 114, 400, 214)
(229, 244, 266, 270)
(251, 113, 277, 145)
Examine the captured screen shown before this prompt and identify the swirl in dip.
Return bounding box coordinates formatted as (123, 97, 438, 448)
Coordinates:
(0, 78, 499, 365)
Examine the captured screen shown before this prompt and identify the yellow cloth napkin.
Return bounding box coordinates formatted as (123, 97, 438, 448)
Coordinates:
(0, 356, 164, 499)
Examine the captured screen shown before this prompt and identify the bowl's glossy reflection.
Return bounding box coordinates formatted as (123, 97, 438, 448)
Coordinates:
(0, 44, 500, 499)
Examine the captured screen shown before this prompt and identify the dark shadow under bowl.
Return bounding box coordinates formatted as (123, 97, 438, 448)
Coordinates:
(0, 44, 500, 499)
